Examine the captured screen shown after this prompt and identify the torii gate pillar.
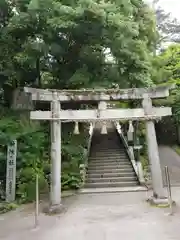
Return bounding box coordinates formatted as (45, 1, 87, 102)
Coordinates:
(49, 98, 62, 213)
(142, 94, 167, 204)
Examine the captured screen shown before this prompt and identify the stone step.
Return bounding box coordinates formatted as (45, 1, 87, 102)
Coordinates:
(95, 147, 124, 150)
(92, 144, 123, 147)
(88, 167, 133, 172)
(90, 154, 127, 158)
(87, 168, 135, 174)
(88, 165, 133, 171)
(89, 158, 128, 162)
(88, 164, 132, 168)
(87, 176, 137, 183)
(92, 145, 120, 147)
(91, 151, 126, 156)
(86, 131, 137, 189)
(93, 140, 118, 142)
(90, 157, 128, 161)
(88, 172, 136, 178)
(89, 160, 130, 165)
(91, 158, 128, 161)
(90, 151, 126, 154)
(88, 162, 132, 166)
(91, 151, 126, 155)
(88, 162, 132, 167)
(91, 149, 123, 153)
(90, 154, 126, 158)
(84, 181, 139, 188)
(91, 151, 124, 154)
(91, 147, 124, 150)
(93, 141, 120, 142)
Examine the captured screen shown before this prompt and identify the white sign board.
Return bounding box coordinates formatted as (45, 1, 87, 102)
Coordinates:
(6, 140, 17, 202)
(133, 145, 143, 150)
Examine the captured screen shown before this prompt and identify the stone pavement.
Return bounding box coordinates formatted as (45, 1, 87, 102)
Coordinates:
(159, 145, 180, 186)
(1, 189, 180, 240)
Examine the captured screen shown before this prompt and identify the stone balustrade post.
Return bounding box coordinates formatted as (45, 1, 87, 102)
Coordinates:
(98, 101, 107, 134)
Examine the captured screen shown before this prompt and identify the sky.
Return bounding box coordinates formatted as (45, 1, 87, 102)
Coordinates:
(145, 0, 180, 20)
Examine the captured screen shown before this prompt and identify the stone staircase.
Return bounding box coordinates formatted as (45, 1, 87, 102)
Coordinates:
(85, 129, 139, 188)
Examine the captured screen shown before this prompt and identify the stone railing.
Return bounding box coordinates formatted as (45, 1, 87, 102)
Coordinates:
(115, 122, 145, 184)
(79, 123, 94, 185)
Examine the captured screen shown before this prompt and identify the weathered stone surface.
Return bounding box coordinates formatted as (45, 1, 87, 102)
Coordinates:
(142, 96, 166, 198)
(6, 140, 17, 202)
(50, 100, 62, 206)
(30, 107, 172, 121)
(24, 84, 175, 102)
(159, 146, 180, 186)
(12, 89, 33, 110)
(146, 196, 169, 207)
(43, 204, 66, 215)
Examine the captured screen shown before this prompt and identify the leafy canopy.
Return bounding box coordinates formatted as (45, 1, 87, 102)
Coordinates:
(0, 0, 157, 92)
(152, 44, 180, 122)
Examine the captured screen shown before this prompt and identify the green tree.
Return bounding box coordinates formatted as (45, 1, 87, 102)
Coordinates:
(0, 0, 160, 201)
(152, 44, 180, 122)
(0, 0, 157, 93)
(153, 44, 180, 84)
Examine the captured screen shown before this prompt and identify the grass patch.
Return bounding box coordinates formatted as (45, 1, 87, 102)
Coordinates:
(150, 203, 170, 208)
(148, 201, 176, 208)
(0, 202, 18, 214)
(62, 190, 77, 198)
(146, 198, 176, 208)
(140, 155, 148, 170)
(172, 145, 180, 155)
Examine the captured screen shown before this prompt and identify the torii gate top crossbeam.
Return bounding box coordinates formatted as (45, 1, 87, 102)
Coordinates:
(24, 84, 175, 102)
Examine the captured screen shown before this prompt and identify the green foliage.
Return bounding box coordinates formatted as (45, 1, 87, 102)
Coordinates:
(153, 44, 180, 84)
(61, 123, 89, 190)
(0, 110, 49, 202)
(0, 202, 18, 214)
(0, 0, 162, 205)
(0, 0, 157, 91)
(0, 112, 89, 202)
(17, 168, 49, 203)
(172, 145, 180, 156)
(62, 172, 82, 190)
(136, 122, 149, 169)
(152, 44, 180, 123)
(140, 155, 148, 170)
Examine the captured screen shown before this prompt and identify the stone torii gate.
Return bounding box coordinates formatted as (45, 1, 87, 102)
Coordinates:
(25, 85, 174, 211)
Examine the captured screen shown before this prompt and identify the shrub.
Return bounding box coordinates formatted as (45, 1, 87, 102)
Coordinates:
(0, 111, 89, 203)
(0, 202, 18, 214)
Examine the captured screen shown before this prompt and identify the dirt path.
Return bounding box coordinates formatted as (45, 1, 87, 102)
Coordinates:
(159, 145, 180, 186)
(1, 145, 180, 240)
(1, 190, 180, 240)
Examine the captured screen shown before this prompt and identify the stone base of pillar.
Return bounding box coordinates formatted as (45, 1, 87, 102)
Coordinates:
(146, 196, 175, 207)
(43, 204, 66, 215)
